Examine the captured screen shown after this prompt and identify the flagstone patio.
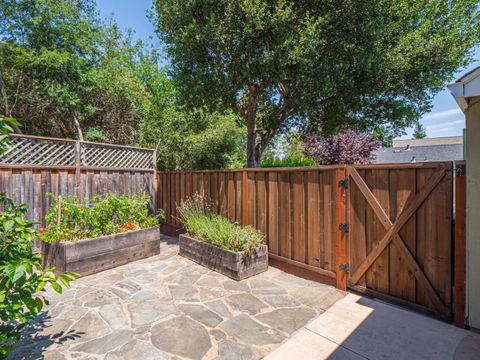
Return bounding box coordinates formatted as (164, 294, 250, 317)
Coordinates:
(9, 236, 345, 360)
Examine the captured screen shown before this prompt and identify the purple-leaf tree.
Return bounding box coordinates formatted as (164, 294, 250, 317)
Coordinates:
(304, 129, 381, 165)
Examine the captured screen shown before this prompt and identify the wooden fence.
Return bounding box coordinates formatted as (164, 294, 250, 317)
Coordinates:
(158, 162, 464, 320)
(346, 162, 454, 319)
(0, 135, 157, 229)
(0, 135, 465, 323)
(159, 167, 343, 285)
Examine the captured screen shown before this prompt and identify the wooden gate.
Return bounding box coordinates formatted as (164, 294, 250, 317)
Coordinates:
(346, 162, 453, 319)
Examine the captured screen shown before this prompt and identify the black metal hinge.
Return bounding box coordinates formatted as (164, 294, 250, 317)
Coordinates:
(339, 223, 349, 232)
(456, 165, 465, 177)
(339, 263, 349, 273)
(338, 178, 349, 188)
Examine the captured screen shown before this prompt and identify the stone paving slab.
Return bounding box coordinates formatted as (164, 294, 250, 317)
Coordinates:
(9, 236, 345, 360)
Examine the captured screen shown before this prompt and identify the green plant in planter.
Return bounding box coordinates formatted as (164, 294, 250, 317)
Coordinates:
(177, 195, 265, 254)
(41, 192, 163, 243)
(0, 195, 76, 356)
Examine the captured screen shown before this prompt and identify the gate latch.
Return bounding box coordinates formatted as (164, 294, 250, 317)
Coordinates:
(339, 263, 349, 273)
(339, 223, 349, 232)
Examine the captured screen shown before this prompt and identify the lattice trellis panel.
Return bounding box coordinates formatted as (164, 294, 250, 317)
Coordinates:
(81, 142, 154, 169)
(0, 135, 155, 170)
(0, 135, 76, 166)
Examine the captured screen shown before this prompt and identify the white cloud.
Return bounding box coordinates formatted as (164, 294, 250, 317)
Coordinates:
(425, 119, 464, 131)
(429, 127, 457, 133)
(422, 108, 463, 121)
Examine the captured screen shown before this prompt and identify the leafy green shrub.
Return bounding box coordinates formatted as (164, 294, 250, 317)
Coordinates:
(41, 192, 163, 243)
(261, 157, 317, 168)
(0, 195, 75, 357)
(177, 195, 265, 254)
(0, 116, 21, 154)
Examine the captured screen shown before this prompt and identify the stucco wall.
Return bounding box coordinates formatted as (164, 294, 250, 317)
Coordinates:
(466, 100, 480, 329)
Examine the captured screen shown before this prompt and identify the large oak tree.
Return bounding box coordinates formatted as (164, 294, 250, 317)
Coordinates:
(154, 0, 480, 167)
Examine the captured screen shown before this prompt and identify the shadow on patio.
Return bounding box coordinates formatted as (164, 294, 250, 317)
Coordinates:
(265, 293, 480, 360)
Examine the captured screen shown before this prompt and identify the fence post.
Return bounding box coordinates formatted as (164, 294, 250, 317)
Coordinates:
(152, 149, 158, 214)
(454, 161, 466, 328)
(335, 166, 348, 291)
(74, 141, 81, 197)
(242, 170, 249, 226)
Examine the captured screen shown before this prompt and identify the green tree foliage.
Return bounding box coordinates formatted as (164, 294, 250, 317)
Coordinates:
(0, 0, 148, 144)
(373, 126, 395, 148)
(135, 52, 246, 170)
(139, 106, 245, 170)
(413, 121, 427, 139)
(262, 131, 316, 167)
(0, 118, 75, 357)
(154, 0, 480, 167)
(0, 1, 246, 168)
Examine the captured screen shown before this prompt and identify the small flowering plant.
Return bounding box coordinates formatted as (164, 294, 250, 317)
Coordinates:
(118, 223, 138, 233)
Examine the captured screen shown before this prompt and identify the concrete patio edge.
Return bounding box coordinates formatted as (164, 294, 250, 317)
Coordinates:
(264, 293, 480, 360)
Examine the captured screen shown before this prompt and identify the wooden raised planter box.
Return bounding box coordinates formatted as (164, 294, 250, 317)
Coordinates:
(41, 226, 161, 277)
(179, 234, 268, 280)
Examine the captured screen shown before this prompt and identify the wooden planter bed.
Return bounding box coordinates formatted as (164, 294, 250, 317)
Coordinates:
(179, 234, 268, 280)
(42, 226, 161, 277)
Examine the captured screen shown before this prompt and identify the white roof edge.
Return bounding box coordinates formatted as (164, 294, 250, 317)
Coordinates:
(448, 66, 480, 112)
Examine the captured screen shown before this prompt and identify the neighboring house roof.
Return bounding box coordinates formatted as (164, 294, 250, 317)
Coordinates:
(374, 144, 463, 163)
(393, 136, 463, 148)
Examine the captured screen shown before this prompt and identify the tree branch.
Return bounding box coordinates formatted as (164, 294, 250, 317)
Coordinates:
(0, 69, 22, 133)
(73, 111, 84, 141)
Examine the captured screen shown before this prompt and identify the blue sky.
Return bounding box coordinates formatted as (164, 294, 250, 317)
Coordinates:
(97, 0, 479, 140)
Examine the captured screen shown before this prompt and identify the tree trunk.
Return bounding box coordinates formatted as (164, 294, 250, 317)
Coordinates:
(245, 86, 260, 168)
(73, 111, 84, 141)
(0, 70, 22, 133)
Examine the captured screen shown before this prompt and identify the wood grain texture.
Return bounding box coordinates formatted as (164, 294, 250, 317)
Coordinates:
(158, 163, 455, 319)
(159, 168, 338, 280)
(0, 166, 156, 231)
(348, 164, 452, 318)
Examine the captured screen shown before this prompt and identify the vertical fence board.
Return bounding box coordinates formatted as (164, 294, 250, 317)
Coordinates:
(278, 172, 291, 259)
(336, 168, 347, 291)
(267, 172, 279, 255)
(307, 171, 320, 267)
(256, 172, 267, 236)
(323, 171, 336, 271)
(227, 172, 236, 222)
(292, 172, 306, 263)
(247, 172, 256, 227)
(389, 168, 417, 302)
(349, 169, 367, 286)
(365, 169, 390, 294)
